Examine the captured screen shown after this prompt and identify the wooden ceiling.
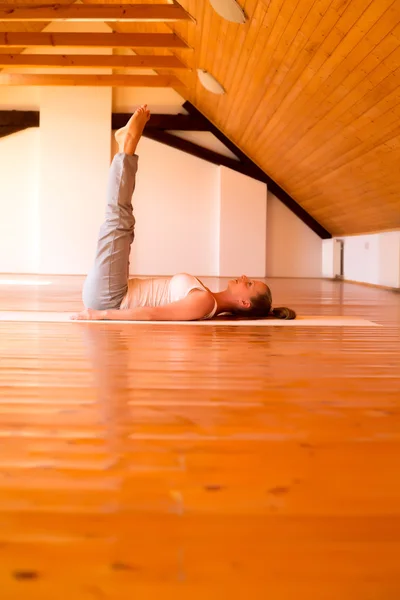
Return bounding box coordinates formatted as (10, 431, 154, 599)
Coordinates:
(1, 0, 400, 236)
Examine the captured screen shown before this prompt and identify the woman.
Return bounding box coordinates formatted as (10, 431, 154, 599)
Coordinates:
(72, 106, 295, 322)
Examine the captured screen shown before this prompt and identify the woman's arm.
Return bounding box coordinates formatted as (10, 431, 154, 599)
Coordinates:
(71, 291, 216, 322)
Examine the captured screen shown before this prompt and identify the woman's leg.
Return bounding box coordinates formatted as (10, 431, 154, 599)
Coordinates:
(82, 153, 138, 310)
(82, 105, 150, 310)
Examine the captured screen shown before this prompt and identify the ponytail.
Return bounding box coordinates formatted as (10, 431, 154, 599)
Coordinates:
(231, 284, 296, 320)
(270, 307, 296, 320)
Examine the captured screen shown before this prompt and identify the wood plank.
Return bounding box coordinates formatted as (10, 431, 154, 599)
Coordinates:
(238, 0, 370, 149)
(0, 3, 194, 22)
(0, 277, 400, 597)
(210, 0, 260, 118)
(0, 53, 189, 69)
(0, 73, 185, 87)
(279, 49, 400, 189)
(168, 0, 400, 235)
(282, 54, 400, 190)
(215, 0, 268, 128)
(226, 0, 333, 142)
(262, 1, 398, 154)
(0, 32, 190, 49)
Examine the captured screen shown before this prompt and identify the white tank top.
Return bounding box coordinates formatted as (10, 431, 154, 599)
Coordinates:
(120, 273, 217, 319)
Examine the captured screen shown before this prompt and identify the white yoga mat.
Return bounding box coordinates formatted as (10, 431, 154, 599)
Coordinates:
(0, 311, 379, 326)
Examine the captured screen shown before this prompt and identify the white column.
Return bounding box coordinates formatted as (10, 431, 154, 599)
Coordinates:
(322, 239, 342, 278)
(37, 86, 112, 274)
(218, 166, 267, 277)
(266, 192, 323, 278)
(33, 20, 113, 274)
(0, 129, 40, 273)
(378, 231, 400, 288)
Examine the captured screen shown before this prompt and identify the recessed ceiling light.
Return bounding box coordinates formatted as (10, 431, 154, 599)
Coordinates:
(209, 0, 247, 24)
(197, 69, 226, 95)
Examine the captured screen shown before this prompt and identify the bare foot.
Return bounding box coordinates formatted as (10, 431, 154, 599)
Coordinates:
(115, 104, 151, 155)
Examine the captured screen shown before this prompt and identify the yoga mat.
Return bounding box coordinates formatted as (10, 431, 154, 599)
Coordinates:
(0, 311, 380, 326)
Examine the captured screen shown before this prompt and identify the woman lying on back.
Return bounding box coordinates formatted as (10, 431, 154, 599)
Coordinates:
(72, 106, 295, 322)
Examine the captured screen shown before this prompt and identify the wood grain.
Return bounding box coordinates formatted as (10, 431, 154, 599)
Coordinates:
(0, 53, 189, 69)
(0, 32, 190, 48)
(165, 0, 400, 235)
(0, 1, 399, 227)
(0, 73, 185, 87)
(0, 3, 193, 22)
(0, 275, 399, 598)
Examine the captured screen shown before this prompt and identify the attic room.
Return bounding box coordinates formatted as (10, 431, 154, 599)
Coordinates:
(0, 1, 399, 598)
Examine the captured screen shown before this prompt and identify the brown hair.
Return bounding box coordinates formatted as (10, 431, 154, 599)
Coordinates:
(233, 286, 296, 320)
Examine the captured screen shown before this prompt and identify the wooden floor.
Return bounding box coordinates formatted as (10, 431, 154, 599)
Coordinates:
(0, 276, 399, 599)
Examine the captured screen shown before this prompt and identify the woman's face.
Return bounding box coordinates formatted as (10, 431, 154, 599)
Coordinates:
(228, 275, 269, 306)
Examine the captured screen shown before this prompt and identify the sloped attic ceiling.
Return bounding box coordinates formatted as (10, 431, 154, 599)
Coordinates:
(1, 0, 399, 237)
(138, 0, 400, 236)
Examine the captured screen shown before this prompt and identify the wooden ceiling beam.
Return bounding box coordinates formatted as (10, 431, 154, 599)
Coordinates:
(0, 110, 39, 138)
(0, 32, 190, 49)
(112, 113, 208, 131)
(0, 110, 39, 127)
(0, 126, 25, 138)
(0, 3, 194, 22)
(183, 102, 246, 163)
(0, 54, 189, 70)
(0, 110, 208, 133)
(0, 74, 185, 87)
(0, 110, 209, 138)
(143, 129, 243, 169)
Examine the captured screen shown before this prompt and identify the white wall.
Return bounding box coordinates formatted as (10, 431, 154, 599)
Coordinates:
(322, 240, 335, 278)
(1, 126, 264, 277)
(38, 87, 112, 275)
(0, 19, 114, 275)
(0, 129, 40, 273)
(0, 87, 40, 110)
(1, 20, 262, 278)
(121, 136, 221, 276)
(322, 239, 342, 278)
(218, 167, 267, 277)
(171, 131, 240, 160)
(379, 231, 400, 288)
(0, 89, 111, 276)
(114, 85, 185, 115)
(1, 121, 326, 278)
(341, 231, 400, 288)
(2, 48, 328, 280)
(266, 192, 322, 277)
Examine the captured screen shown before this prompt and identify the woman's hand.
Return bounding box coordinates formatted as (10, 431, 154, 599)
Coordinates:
(70, 308, 105, 321)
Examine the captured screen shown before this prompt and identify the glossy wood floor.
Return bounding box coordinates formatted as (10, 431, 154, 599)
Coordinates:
(0, 276, 399, 600)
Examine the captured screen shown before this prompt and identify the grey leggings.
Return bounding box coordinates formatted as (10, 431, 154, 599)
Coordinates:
(82, 153, 138, 310)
